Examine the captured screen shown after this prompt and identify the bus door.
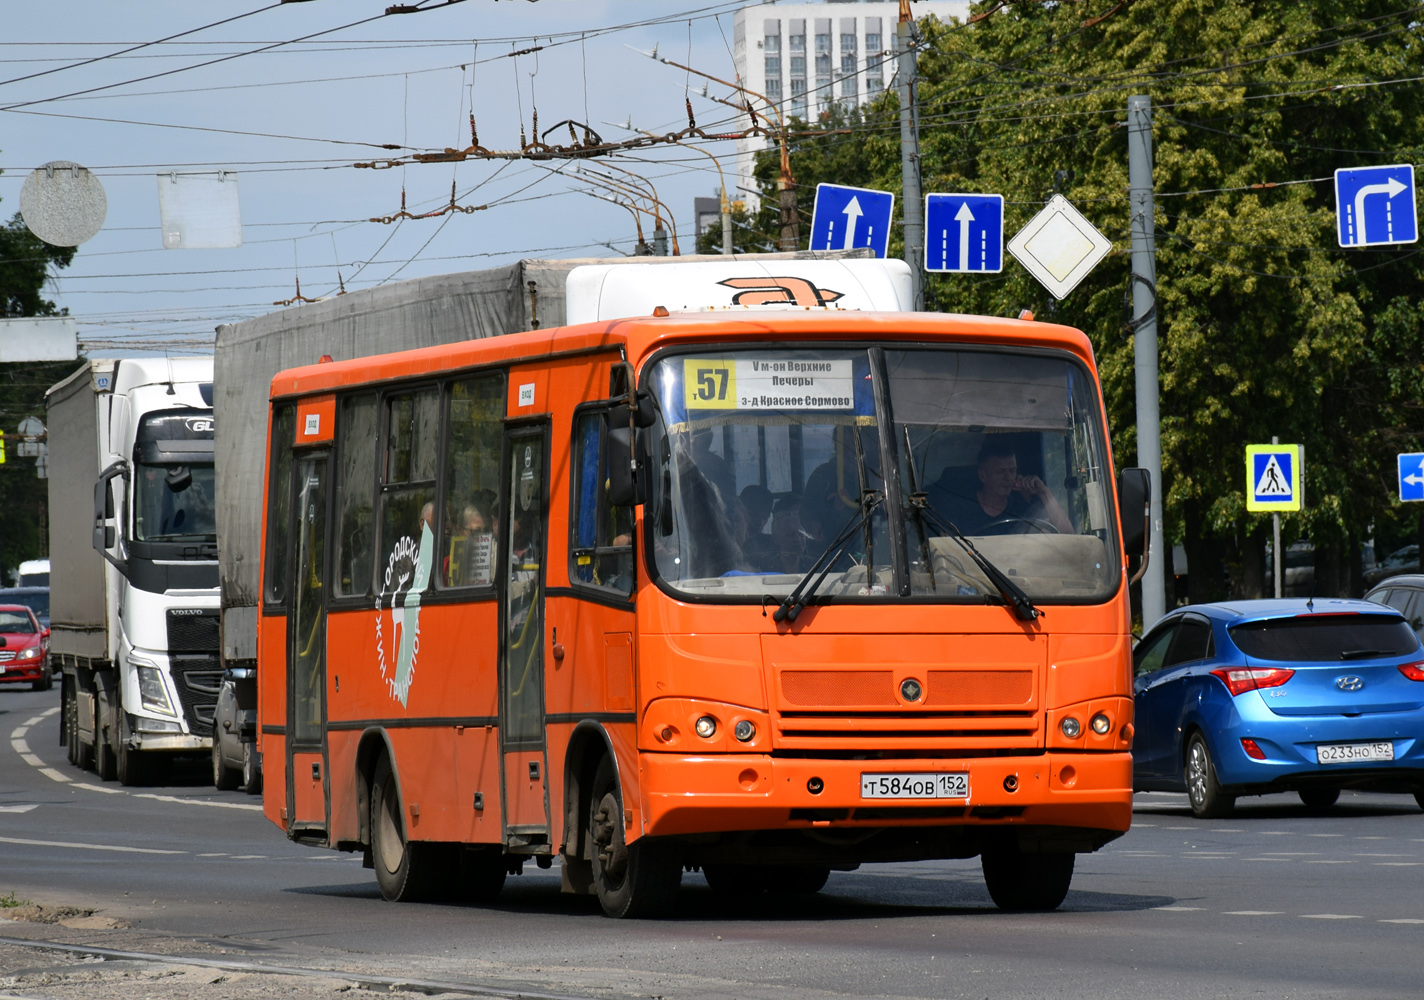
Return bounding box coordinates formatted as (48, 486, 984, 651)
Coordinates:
(499, 426, 552, 849)
(287, 453, 330, 836)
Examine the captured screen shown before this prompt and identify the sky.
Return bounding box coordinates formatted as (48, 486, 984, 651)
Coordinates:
(0, 0, 768, 356)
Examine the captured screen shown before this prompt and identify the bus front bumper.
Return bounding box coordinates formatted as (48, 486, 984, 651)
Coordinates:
(640, 751, 1132, 841)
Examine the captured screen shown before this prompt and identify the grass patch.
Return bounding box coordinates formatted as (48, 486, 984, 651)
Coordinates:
(0, 890, 30, 908)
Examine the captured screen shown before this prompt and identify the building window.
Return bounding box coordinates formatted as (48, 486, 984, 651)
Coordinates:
(765, 33, 781, 54)
(866, 32, 881, 55)
(867, 77, 884, 94)
(841, 76, 858, 98)
(791, 78, 807, 97)
(765, 56, 781, 79)
(766, 78, 782, 99)
(791, 96, 807, 120)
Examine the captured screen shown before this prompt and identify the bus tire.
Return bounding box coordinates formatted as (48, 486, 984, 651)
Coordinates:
(1185, 733, 1235, 819)
(767, 865, 830, 894)
(370, 755, 436, 902)
(212, 738, 240, 790)
(981, 846, 1074, 912)
(116, 714, 149, 787)
(456, 847, 507, 903)
(588, 756, 681, 918)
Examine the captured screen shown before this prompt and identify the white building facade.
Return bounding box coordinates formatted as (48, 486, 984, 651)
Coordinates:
(731, 1, 968, 213)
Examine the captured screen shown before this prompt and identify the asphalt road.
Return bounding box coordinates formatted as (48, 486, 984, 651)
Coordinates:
(4, 684, 1424, 1000)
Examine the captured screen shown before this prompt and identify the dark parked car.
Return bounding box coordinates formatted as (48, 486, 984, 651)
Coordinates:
(1133, 599, 1424, 818)
(1364, 545, 1420, 589)
(212, 665, 261, 793)
(1365, 575, 1424, 639)
(0, 605, 51, 691)
(0, 587, 49, 629)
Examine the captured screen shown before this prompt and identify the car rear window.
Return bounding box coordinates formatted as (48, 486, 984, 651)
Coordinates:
(1229, 615, 1420, 662)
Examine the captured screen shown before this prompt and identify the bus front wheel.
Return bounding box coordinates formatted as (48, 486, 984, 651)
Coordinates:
(371, 755, 438, 902)
(588, 756, 681, 918)
(981, 846, 1074, 911)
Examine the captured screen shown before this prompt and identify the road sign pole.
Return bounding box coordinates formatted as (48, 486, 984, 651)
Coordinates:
(896, 2, 924, 310)
(1128, 94, 1165, 627)
(1272, 435, 1282, 599)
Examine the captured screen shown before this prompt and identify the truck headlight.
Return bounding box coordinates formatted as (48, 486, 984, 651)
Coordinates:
(137, 665, 176, 716)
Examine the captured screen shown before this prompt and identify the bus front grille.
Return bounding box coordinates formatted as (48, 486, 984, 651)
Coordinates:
(774, 710, 1042, 750)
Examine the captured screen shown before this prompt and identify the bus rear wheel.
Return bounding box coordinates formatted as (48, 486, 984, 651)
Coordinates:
(370, 756, 438, 902)
(981, 846, 1074, 912)
(588, 756, 681, 918)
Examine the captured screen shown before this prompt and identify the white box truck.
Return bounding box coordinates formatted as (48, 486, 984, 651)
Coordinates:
(48, 358, 220, 785)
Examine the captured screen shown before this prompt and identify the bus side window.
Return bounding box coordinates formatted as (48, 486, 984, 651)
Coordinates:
(570, 410, 634, 597)
(439, 374, 505, 589)
(333, 393, 377, 598)
(378, 388, 440, 598)
(263, 405, 295, 606)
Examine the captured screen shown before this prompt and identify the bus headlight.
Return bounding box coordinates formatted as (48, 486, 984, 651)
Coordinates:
(137, 665, 176, 716)
(1060, 716, 1082, 738)
(734, 720, 755, 742)
(1090, 713, 1112, 735)
(695, 716, 717, 739)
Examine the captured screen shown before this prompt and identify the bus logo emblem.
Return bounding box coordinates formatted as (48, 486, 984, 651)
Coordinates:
(374, 521, 435, 707)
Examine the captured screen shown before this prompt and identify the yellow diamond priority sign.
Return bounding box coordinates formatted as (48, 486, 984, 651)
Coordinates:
(1245, 444, 1303, 512)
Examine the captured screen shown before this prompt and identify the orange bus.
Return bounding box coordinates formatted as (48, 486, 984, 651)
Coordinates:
(257, 297, 1148, 917)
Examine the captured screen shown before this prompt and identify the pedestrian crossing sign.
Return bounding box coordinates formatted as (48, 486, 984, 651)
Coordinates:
(1246, 444, 1303, 512)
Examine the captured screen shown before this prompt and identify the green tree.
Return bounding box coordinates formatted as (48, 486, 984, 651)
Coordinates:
(0, 183, 81, 582)
(755, 1, 1424, 601)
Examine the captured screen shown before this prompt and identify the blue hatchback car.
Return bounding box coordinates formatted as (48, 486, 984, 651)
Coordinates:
(1132, 599, 1424, 818)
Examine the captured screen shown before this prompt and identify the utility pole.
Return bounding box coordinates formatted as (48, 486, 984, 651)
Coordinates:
(1128, 94, 1165, 627)
(896, 0, 924, 309)
(722, 185, 734, 255)
(1271, 434, 1282, 599)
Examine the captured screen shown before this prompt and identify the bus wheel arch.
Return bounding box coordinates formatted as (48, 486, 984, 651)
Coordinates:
(561, 721, 619, 893)
(355, 728, 397, 850)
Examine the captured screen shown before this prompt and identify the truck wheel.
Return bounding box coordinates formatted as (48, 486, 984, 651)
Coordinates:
(64, 683, 80, 766)
(115, 713, 149, 787)
(93, 697, 117, 781)
(242, 742, 262, 794)
(212, 738, 240, 790)
(370, 755, 437, 901)
(31, 673, 53, 692)
(74, 688, 95, 772)
(588, 755, 681, 918)
(981, 846, 1075, 911)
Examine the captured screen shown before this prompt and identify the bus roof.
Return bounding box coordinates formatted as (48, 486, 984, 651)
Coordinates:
(269, 309, 1095, 400)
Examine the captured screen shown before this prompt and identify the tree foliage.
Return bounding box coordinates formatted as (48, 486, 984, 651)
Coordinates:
(0, 175, 80, 581)
(753, 0, 1424, 599)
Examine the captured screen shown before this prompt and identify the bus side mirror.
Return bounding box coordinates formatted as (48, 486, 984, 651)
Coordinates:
(1117, 467, 1150, 557)
(606, 407, 649, 507)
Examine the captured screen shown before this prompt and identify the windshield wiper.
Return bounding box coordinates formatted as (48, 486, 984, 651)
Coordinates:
(1339, 649, 1394, 660)
(906, 492, 1041, 623)
(773, 490, 884, 624)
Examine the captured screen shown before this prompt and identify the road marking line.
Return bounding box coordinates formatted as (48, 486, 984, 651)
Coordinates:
(1356, 853, 1410, 857)
(0, 805, 39, 814)
(12, 727, 27, 739)
(1306, 833, 1345, 838)
(1244, 858, 1293, 862)
(38, 768, 72, 783)
(1153, 906, 1204, 911)
(1260, 852, 1318, 856)
(0, 835, 184, 855)
(1305, 860, 1354, 864)
(1165, 826, 1196, 830)
(1380, 918, 1424, 924)
(132, 792, 262, 812)
(11, 739, 30, 755)
(71, 781, 123, 795)
(1132, 823, 1157, 827)
(1301, 913, 1363, 920)
(24, 712, 53, 726)
(230, 854, 268, 859)
(1223, 911, 1282, 916)
(1374, 862, 1424, 866)
(198, 852, 229, 857)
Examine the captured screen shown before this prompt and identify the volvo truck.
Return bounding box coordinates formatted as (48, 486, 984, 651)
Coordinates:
(49, 358, 220, 785)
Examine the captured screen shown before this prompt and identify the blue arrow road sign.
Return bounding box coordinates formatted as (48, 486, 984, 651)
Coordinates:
(1335, 164, 1417, 248)
(810, 183, 894, 258)
(925, 193, 1004, 273)
(1399, 452, 1424, 502)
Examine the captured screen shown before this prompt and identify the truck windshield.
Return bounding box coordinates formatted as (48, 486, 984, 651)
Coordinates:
(645, 346, 1118, 604)
(134, 463, 217, 541)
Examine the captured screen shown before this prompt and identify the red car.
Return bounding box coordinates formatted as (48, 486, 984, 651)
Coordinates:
(0, 605, 50, 691)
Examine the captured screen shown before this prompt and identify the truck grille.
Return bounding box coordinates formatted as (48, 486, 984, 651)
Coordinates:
(166, 609, 218, 653)
(171, 655, 221, 736)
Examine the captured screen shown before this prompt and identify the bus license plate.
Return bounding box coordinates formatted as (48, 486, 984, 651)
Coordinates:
(1316, 742, 1394, 764)
(860, 773, 969, 799)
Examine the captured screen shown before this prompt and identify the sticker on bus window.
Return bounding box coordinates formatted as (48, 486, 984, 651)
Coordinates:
(683, 358, 854, 411)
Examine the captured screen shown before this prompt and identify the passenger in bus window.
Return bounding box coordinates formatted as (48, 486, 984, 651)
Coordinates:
(929, 437, 1073, 535)
(739, 484, 774, 536)
(460, 498, 495, 586)
(746, 496, 811, 574)
(689, 427, 737, 502)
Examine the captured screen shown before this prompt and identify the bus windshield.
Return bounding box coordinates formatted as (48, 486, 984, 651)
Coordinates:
(646, 346, 1118, 604)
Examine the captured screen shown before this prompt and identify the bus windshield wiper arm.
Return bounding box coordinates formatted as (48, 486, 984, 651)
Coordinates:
(906, 492, 1041, 623)
(773, 490, 884, 624)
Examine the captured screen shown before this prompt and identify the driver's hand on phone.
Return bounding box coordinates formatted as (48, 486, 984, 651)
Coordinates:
(1013, 474, 1051, 499)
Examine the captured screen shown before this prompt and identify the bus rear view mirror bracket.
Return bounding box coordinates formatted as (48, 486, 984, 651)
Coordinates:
(1117, 467, 1150, 575)
(93, 460, 129, 575)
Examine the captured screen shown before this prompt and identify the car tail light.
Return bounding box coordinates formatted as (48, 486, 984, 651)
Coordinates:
(1210, 667, 1295, 696)
(1241, 738, 1267, 760)
(1398, 662, 1424, 681)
